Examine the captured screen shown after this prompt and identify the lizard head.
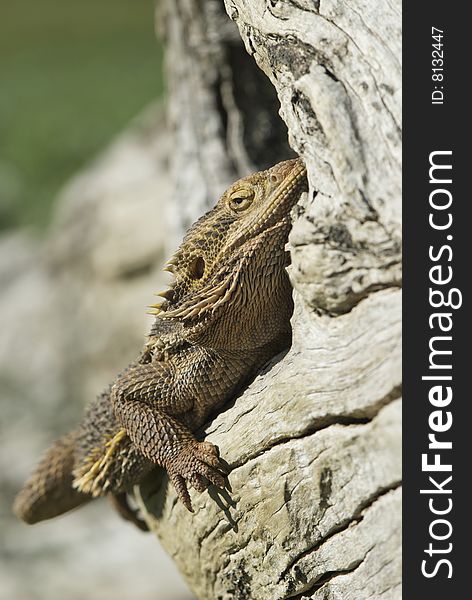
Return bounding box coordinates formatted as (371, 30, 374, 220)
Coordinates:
(150, 158, 307, 319)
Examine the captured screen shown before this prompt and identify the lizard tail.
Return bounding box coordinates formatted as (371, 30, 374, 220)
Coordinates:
(13, 431, 91, 524)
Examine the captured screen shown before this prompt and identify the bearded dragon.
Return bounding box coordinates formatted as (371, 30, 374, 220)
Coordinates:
(14, 158, 307, 528)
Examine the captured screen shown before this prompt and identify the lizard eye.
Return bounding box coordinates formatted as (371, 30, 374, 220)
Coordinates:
(189, 256, 205, 279)
(229, 189, 255, 212)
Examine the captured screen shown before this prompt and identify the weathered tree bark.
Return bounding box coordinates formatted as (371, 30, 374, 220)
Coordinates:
(138, 1, 402, 598)
(157, 0, 294, 250)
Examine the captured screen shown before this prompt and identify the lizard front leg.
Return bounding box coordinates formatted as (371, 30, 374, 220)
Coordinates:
(110, 363, 225, 511)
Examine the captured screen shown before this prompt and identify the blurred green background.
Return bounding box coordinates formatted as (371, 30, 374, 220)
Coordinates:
(0, 0, 164, 231)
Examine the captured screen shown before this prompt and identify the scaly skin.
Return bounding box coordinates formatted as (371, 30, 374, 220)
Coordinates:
(14, 158, 307, 525)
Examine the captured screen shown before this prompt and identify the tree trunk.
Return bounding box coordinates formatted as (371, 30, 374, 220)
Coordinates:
(138, 1, 402, 598)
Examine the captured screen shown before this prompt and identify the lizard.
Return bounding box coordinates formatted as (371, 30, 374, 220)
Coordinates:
(13, 157, 307, 528)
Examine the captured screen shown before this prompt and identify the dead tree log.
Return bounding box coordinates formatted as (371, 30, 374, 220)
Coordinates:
(138, 1, 402, 598)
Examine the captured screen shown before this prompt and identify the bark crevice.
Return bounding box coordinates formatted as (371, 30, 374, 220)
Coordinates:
(281, 482, 401, 583)
(229, 382, 401, 470)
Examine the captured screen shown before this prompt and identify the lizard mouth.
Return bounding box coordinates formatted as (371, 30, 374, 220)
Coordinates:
(261, 157, 307, 225)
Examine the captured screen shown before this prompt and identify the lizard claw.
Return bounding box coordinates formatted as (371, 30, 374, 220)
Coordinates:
(167, 440, 226, 511)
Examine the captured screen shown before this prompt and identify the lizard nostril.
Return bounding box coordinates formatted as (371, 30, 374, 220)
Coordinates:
(270, 174, 279, 183)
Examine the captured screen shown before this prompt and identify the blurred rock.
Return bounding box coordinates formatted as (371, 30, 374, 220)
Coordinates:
(0, 103, 194, 600)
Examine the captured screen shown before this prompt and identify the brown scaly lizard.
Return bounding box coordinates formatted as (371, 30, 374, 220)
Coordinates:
(13, 158, 307, 528)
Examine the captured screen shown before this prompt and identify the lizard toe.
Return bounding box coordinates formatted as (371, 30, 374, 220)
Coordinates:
(168, 471, 193, 512)
(194, 460, 226, 489)
(193, 441, 223, 470)
(189, 473, 208, 493)
(198, 441, 219, 457)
